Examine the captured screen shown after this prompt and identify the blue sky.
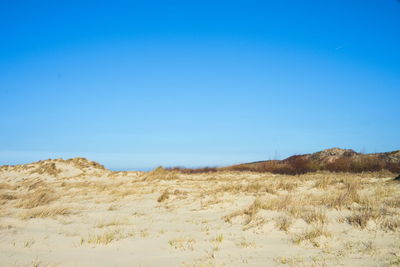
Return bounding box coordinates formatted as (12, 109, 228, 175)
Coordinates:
(1, 0, 399, 169)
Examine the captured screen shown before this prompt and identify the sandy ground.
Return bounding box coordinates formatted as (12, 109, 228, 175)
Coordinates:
(0, 158, 399, 266)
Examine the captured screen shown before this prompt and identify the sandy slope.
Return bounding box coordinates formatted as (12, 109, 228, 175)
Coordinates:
(0, 159, 399, 266)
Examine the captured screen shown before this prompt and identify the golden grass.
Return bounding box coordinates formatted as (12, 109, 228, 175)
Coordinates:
(168, 237, 196, 250)
(143, 166, 178, 181)
(29, 162, 61, 176)
(236, 237, 256, 248)
(157, 189, 170, 202)
(0, 182, 17, 190)
(21, 206, 70, 220)
(380, 216, 400, 231)
(292, 225, 331, 247)
(300, 208, 327, 225)
(214, 234, 224, 243)
(96, 218, 129, 228)
(81, 228, 135, 245)
(0, 193, 17, 201)
(17, 189, 57, 209)
(344, 206, 382, 229)
(215, 181, 276, 195)
(275, 214, 293, 232)
(83, 230, 120, 245)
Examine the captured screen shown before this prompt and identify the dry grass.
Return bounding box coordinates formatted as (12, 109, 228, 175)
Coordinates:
(0, 193, 17, 201)
(96, 218, 129, 228)
(320, 184, 360, 209)
(168, 237, 196, 250)
(157, 189, 170, 202)
(29, 162, 61, 176)
(0, 182, 17, 190)
(380, 216, 400, 231)
(300, 208, 327, 225)
(314, 176, 335, 189)
(344, 206, 382, 229)
(275, 214, 293, 232)
(236, 237, 256, 248)
(143, 166, 178, 181)
(292, 225, 331, 247)
(81, 228, 135, 246)
(1, 159, 399, 265)
(215, 181, 276, 195)
(21, 206, 70, 220)
(214, 234, 224, 243)
(83, 230, 120, 245)
(17, 188, 57, 209)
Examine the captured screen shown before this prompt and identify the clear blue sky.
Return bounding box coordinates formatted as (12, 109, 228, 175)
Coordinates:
(1, 0, 399, 170)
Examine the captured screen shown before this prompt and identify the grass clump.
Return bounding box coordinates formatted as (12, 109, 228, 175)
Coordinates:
(83, 230, 120, 245)
(380, 217, 400, 231)
(17, 189, 57, 209)
(292, 225, 330, 247)
(144, 166, 178, 181)
(21, 206, 70, 220)
(300, 208, 327, 225)
(344, 206, 381, 229)
(157, 189, 170, 202)
(168, 237, 196, 250)
(275, 214, 293, 232)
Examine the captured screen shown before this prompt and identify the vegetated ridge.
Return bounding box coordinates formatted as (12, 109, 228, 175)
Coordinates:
(223, 148, 400, 175)
(1, 148, 399, 177)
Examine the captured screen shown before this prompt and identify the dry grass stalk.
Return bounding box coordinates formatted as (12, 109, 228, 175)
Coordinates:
(345, 206, 381, 229)
(275, 214, 293, 232)
(21, 206, 70, 220)
(292, 225, 330, 247)
(300, 208, 327, 225)
(17, 189, 57, 209)
(157, 189, 170, 202)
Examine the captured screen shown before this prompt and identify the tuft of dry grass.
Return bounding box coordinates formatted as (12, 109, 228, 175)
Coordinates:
(314, 176, 334, 189)
(292, 225, 331, 247)
(275, 180, 298, 191)
(215, 181, 276, 195)
(29, 162, 61, 176)
(214, 234, 224, 243)
(143, 166, 178, 181)
(321, 184, 360, 209)
(17, 189, 57, 209)
(168, 237, 196, 250)
(81, 228, 135, 246)
(300, 208, 327, 225)
(96, 218, 129, 228)
(83, 230, 120, 245)
(1, 193, 17, 201)
(275, 214, 293, 232)
(21, 206, 70, 220)
(344, 206, 381, 229)
(0, 182, 17, 190)
(380, 216, 400, 231)
(157, 189, 170, 202)
(236, 237, 256, 248)
(225, 195, 295, 225)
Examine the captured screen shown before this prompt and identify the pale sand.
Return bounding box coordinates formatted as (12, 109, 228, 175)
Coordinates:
(0, 159, 399, 266)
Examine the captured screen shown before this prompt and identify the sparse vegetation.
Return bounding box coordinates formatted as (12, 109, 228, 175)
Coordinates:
(292, 225, 331, 247)
(21, 206, 70, 220)
(157, 189, 170, 202)
(17, 188, 57, 209)
(1, 153, 399, 265)
(275, 215, 293, 232)
(168, 237, 196, 250)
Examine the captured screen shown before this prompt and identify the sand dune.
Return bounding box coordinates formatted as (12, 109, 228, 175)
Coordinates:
(0, 158, 399, 266)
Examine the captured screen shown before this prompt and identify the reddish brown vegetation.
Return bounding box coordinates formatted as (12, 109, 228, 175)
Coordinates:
(169, 149, 400, 175)
(167, 167, 218, 174)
